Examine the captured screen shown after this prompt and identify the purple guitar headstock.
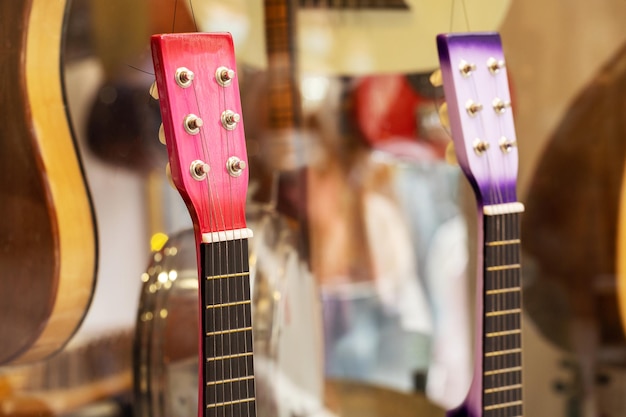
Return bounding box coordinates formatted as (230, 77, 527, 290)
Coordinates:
(437, 33, 519, 206)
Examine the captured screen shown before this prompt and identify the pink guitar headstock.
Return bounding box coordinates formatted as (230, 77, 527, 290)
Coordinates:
(151, 33, 249, 241)
(437, 33, 519, 206)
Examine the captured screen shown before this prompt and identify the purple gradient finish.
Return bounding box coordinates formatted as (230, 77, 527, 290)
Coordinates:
(437, 33, 520, 417)
(437, 33, 519, 207)
(447, 403, 481, 417)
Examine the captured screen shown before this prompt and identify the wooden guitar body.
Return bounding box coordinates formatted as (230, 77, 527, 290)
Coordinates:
(0, 0, 97, 365)
(523, 43, 626, 351)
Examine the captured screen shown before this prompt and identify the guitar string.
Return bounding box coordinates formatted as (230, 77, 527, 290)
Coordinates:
(490, 52, 521, 415)
(463, 56, 502, 415)
(493, 55, 522, 416)
(449, 0, 471, 33)
(188, 0, 199, 32)
(171, 0, 179, 33)
(189, 70, 230, 416)
(178, 63, 212, 414)
(218, 53, 253, 416)
(488, 59, 506, 416)
(225, 70, 249, 417)
(219, 66, 252, 417)
(493, 63, 509, 417)
(464, 50, 513, 415)
(218, 64, 239, 417)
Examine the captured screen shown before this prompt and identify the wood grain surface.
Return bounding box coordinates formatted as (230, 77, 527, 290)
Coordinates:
(0, 0, 97, 365)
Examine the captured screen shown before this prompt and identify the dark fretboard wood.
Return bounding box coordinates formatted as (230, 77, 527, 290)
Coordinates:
(482, 210, 523, 417)
(200, 239, 256, 417)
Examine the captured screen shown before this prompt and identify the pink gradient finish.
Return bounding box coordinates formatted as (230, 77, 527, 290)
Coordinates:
(151, 33, 249, 238)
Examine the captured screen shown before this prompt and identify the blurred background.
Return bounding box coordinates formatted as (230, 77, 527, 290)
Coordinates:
(1, 1, 626, 416)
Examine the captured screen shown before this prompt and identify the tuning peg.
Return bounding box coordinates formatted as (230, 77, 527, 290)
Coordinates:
(221, 110, 240, 131)
(165, 163, 176, 189)
(438, 102, 450, 130)
(149, 81, 159, 99)
(216, 66, 235, 87)
(158, 123, 166, 145)
(487, 57, 506, 74)
(445, 142, 458, 166)
(429, 69, 443, 87)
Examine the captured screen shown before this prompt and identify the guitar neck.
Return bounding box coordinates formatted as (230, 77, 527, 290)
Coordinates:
(200, 238, 256, 416)
(264, 0, 301, 130)
(481, 205, 523, 416)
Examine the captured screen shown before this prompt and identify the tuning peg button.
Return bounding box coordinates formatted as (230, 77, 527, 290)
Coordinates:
(465, 100, 483, 117)
(158, 124, 166, 145)
(487, 57, 506, 74)
(149, 81, 159, 99)
(190, 160, 210, 181)
(438, 102, 450, 130)
(445, 142, 458, 166)
(429, 69, 443, 87)
(184, 114, 203, 135)
(227, 156, 246, 177)
(216, 66, 235, 87)
(221, 110, 240, 130)
(175, 67, 195, 88)
(459, 60, 477, 77)
(165, 163, 176, 189)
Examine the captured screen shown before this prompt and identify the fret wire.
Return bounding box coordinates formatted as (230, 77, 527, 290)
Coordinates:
(485, 308, 521, 317)
(484, 348, 521, 358)
(485, 239, 520, 246)
(207, 352, 254, 362)
(207, 327, 253, 337)
(486, 263, 521, 272)
(486, 287, 521, 295)
(207, 397, 256, 409)
(206, 300, 251, 309)
(485, 348, 522, 358)
(484, 383, 522, 394)
(207, 271, 250, 280)
(208, 375, 255, 386)
(484, 366, 522, 376)
(483, 400, 523, 411)
(485, 329, 521, 338)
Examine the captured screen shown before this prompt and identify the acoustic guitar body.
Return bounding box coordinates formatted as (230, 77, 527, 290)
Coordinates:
(523, 43, 626, 350)
(0, 0, 96, 365)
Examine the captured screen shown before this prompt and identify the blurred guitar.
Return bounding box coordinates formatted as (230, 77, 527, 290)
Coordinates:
(150, 32, 257, 417)
(0, 331, 132, 415)
(522, 42, 626, 416)
(437, 33, 523, 416)
(0, 0, 97, 365)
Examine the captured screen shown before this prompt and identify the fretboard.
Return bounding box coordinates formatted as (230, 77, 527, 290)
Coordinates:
(200, 239, 256, 417)
(482, 209, 523, 417)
